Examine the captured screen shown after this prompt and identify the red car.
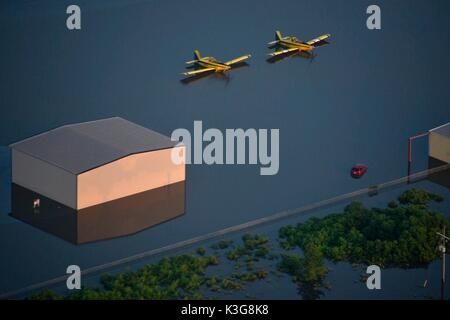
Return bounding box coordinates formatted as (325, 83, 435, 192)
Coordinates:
(351, 164, 368, 178)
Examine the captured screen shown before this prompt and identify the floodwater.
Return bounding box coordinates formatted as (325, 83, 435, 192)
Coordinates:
(0, 0, 449, 298)
(26, 180, 450, 300)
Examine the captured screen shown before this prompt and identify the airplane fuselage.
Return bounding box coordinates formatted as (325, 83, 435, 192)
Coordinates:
(183, 51, 251, 77)
(197, 58, 230, 72)
(278, 38, 314, 52)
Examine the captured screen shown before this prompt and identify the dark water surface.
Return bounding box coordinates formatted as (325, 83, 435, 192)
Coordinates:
(29, 180, 450, 300)
(0, 0, 449, 297)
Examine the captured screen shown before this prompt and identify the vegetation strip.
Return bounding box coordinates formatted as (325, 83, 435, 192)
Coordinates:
(30, 189, 449, 300)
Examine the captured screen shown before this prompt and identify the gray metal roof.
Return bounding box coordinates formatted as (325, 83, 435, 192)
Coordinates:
(10, 117, 177, 174)
(431, 122, 450, 138)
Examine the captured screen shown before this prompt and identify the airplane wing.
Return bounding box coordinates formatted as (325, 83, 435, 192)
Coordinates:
(268, 47, 299, 57)
(224, 55, 251, 66)
(306, 34, 331, 46)
(182, 67, 215, 76)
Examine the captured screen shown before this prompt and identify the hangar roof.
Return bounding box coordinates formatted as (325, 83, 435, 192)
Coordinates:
(10, 117, 177, 174)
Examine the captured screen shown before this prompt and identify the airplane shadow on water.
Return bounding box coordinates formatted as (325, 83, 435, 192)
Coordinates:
(266, 51, 315, 64)
(180, 62, 250, 85)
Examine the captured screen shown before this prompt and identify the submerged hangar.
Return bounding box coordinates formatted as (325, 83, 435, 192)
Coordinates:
(10, 117, 186, 244)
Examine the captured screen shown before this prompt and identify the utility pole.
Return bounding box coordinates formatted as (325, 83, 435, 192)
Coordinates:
(437, 227, 448, 300)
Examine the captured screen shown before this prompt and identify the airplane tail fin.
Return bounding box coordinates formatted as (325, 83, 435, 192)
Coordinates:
(275, 31, 282, 41)
(268, 31, 283, 47)
(194, 50, 201, 60)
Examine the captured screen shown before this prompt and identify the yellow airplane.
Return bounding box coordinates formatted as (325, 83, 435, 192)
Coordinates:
(267, 31, 331, 57)
(182, 50, 251, 76)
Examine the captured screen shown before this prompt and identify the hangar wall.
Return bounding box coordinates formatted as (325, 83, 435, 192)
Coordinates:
(76, 146, 185, 209)
(429, 131, 450, 164)
(11, 149, 77, 209)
